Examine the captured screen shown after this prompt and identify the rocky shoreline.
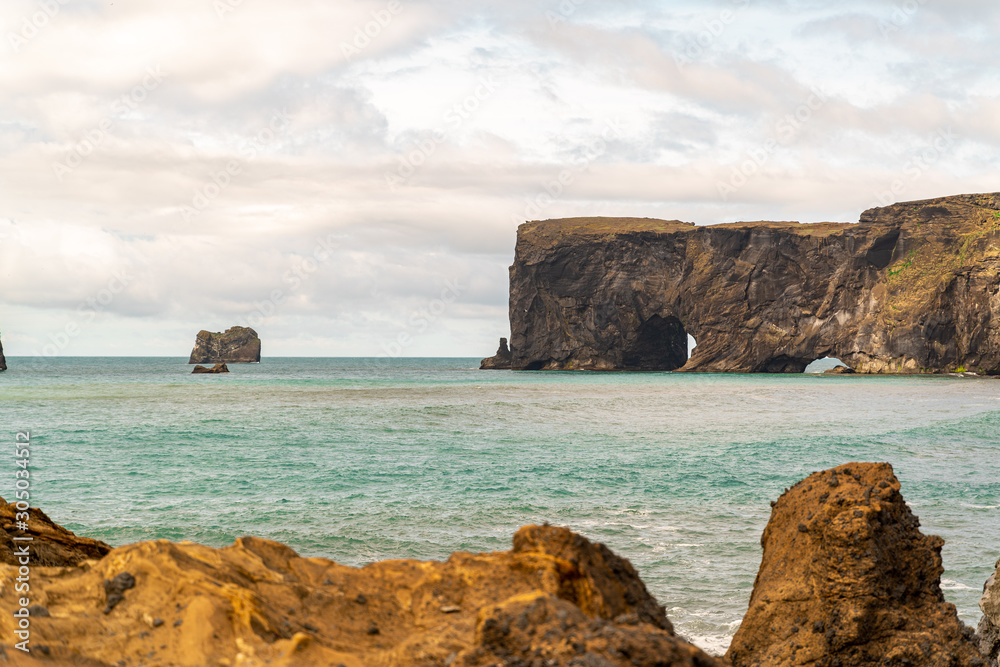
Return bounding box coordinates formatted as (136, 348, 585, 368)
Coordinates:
(1, 462, 996, 665)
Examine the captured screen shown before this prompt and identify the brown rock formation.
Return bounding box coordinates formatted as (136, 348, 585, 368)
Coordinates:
(0, 524, 722, 667)
(191, 363, 230, 374)
(0, 496, 110, 567)
(979, 558, 1000, 667)
(727, 462, 982, 667)
(188, 326, 260, 364)
(480, 337, 513, 369)
(823, 365, 855, 375)
(503, 193, 1000, 373)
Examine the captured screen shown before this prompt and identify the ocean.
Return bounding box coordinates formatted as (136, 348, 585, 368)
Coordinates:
(1, 357, 998, 654)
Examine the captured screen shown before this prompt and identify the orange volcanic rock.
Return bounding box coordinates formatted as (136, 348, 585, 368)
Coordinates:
(0, 496, 110, 567)
(0, 524, 723, 666)
(726, 462, 982, 667)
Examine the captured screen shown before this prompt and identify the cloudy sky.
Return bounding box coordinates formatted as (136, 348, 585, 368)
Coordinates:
(1, 0, 998, 357)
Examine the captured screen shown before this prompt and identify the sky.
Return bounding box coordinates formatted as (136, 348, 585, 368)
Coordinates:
(1, 0, 999, 357)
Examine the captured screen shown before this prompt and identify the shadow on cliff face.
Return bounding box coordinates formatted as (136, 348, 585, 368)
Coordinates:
(623, 315, 689, 370)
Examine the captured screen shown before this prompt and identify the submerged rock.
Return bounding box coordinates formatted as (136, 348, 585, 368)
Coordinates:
(506, 193, 1000, 373)
(979, 558, 1000, 667)
(192, 363, 230, 374)
(0, 524, 721, 666)
(727, 462, 982, 666)
(188, 326, 260, 364)
(0, 496, 110, 566)
(480, 337, 513, 369)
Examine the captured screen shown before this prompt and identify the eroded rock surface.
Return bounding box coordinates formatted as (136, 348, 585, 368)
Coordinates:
(505, 193, 1000, 372)
(188, 326, 260, 364)
(480, 337, 513, 369)
(727, 462, 982, 667)
(191, 362, 230, 374)
(0, 524, 721, 667)
(979, 558, 1000, 667)
(0, 496, 110, 566)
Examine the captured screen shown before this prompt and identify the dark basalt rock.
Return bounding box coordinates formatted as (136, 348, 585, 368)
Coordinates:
(192, 363, 230, 374)
(727, 462, 983, 666)
(480, 337, 513, 369)
(0, 338, 6, 371)
(823, 365, 856, 375)
(188, 326, 260, 364)
(0, 495, 111, 566)
(502, 193, 1000, 373)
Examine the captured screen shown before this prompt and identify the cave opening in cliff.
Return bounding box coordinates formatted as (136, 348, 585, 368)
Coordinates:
(622, 315, 688, 370)
(804, 357, 847, 373)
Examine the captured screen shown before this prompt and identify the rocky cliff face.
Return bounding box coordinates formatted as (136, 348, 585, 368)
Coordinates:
(980, 558, 1000, 667)
(188, 326, 260, 364)
(506, 193, 1000, 373)
(727, 462, 982, 666)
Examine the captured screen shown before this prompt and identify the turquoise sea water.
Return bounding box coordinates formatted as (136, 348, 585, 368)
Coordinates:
(1, 357, 998, 654)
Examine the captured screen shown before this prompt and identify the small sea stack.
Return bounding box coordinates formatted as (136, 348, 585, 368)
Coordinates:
(0, 337, 6, 371)
(192, 363, 230, 374)
(188, 326, 260, 364)
(480, 337, 513, 369)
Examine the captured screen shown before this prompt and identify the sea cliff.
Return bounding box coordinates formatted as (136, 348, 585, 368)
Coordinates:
(501, 193, 1000, 373)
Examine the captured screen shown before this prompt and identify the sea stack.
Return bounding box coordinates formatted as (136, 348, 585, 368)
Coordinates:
(192, 363, 230, 374)
(188, 326, 260, 364)
(0, 338, 6, 371)
(480, 337, 513, 369)
(727, 462, 982, 666)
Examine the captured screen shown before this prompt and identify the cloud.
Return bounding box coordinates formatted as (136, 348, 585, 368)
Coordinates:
(1, 0, 999, 355)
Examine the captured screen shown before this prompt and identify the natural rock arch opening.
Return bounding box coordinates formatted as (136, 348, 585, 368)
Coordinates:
(804, 356, 850, 373)
(687, 334, 697, 360)
(622, 315, 688, 370)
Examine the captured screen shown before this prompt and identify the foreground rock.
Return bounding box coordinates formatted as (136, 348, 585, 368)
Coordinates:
(727, 462, 982, 666)
(480, 337, 513, 369)
(1, 496, 110, 566)
(188, 326, 260, 364)
(191, 363, 230, 374)
(0, 524, 722, 667)
(980, 558, 1000, 667)
(503, 193, 1000, 372)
